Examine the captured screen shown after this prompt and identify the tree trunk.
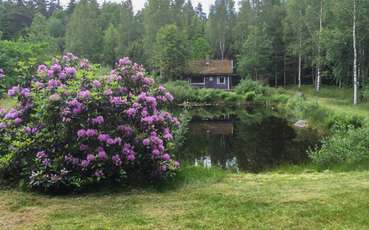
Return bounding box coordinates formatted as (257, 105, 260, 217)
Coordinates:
(219, 41, 225, 60)
(316, 0, 323, 92)
(298, 40, 302, 88)
(353, 0, 358, 105)
(298, 9, 302, 89)
(283, 55, 287, 87)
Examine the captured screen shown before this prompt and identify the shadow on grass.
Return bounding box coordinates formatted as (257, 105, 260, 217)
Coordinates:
(0, 165, 228, 198)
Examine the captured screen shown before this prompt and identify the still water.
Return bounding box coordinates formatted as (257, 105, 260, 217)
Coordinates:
(176, 107, 320, 172)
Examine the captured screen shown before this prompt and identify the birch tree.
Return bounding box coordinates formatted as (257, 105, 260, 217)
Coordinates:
(353, 0, 358, 105)
(316, 0, 324, 92)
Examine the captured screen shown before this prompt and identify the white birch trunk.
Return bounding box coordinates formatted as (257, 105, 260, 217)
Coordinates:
(298, 10, 302, 89)
(353, 0, 358, 105)
(316, 0, 323, 92)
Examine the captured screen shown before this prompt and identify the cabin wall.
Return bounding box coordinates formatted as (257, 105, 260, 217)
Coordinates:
(189, 76, 232, 90)
(204, 76, 229, 89)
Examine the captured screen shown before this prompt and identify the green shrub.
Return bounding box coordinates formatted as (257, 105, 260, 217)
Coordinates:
(0, 40, 52, 91)
(309, 126, 369, 167)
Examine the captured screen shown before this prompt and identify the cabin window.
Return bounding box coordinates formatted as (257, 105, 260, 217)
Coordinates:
(217, 76, 226, 84)
(191, 77, 205, 84)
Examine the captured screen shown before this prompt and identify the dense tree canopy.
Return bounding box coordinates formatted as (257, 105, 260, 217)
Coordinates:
(1, 0, 369, 103)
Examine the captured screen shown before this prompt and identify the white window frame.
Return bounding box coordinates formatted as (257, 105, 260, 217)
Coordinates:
(190, 76, 205, 85)
(217, 76, 226, 85)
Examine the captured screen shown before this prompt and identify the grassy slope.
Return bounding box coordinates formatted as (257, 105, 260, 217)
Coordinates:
(286, 85, 369, 117)
(1, 167, 369, 229)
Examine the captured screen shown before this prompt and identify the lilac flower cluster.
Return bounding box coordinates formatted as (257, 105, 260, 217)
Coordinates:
(1, 54, 180, 191)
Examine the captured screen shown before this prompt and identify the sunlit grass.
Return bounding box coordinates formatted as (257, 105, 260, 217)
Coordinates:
(1, 167, 369, 229)
(286, 85, 369, 117)
(0, 97, 16, 110)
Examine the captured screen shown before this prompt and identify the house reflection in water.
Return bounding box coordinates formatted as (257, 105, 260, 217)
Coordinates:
(178, 114, 320, 172)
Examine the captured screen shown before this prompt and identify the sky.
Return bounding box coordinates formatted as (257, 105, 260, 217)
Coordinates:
(59, 0, 225, 15)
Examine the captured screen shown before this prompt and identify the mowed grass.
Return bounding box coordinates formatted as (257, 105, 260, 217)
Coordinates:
(286, 85, 369, 117)
(1, 167, 369, 229)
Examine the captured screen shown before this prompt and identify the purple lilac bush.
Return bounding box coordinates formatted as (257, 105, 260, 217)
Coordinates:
(0, 54, 179, 191)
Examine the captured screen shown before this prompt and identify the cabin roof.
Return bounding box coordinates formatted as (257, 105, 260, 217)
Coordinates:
(186, 59, 234, 75)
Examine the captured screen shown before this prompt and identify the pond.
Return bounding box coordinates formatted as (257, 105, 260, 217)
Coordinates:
(175, 107, 321, 172)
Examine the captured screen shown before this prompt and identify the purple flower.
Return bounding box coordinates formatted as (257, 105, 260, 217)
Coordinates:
(118, 57, 132, 66)
(51, 63, 62, 73)
(5, 109, 18, 120)
(42, 158, 50, 167)
(165, 92, 174, 102)
(77, 129, 86, 138)
(92, 80, 101, 88)
(81, 160, 90, 168)
(104, 88, 113, 96)
(118, 125, 133, 136)
(97, 147, 107, 160)
(36, 151, 47, 159)
(112, 154, 122, 166)
(152, 149, 160, 156)
(127, 154, 135, 161)
(24, 126, 39, 135)
(106, 138, 115, 145)
(94, 169, 104, 178)
(78, 90, 91, 99)
(110, 96, 125, 106)
(87, 154, 95, 161)
(80, 59, 91, 70)
(48, 79, 61, 89)
(19, 88, 30, 97)
(143, 138, 150, 146)
(162, 153, 170, 161)
(0, 123, 6, 129)
(174, 161, 180, 167)
(65, 67, 77, 76)
(91, 116, 104, 125)
(47, 69, 54, 77)
(85, 129, 97, 137)
(98, 134, 110, 142)
(37, 65, 48, 76)
(8, 86, 20, 97)
(126, 107, 137, 118)
(160, 165, 167, 172)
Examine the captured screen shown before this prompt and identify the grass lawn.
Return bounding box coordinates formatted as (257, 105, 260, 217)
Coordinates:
(1, 167, 369, 229)
(286, 85, 369, 117)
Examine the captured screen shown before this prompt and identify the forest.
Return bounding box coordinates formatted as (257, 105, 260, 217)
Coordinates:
(1, 0, 368, 104)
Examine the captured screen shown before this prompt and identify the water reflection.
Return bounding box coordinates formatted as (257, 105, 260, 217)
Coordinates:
(177, 108, 320, 172)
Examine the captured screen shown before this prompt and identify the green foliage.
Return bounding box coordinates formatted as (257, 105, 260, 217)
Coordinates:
(102, 24, 120, 66)
(165, 81, 246, 105)
(191, 37, 211, 59)
(207, 0, 236, 59)
(154, 24, 189, 81)
(65, 0, 102, 62)
(0, 40, 50, 90)
(237, 25, 273, 79)
(309, 126, 369, 167)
